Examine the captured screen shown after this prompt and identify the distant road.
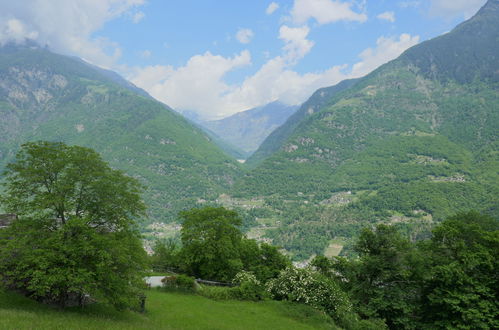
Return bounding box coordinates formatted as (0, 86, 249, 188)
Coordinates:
(145, 276, 165, 287)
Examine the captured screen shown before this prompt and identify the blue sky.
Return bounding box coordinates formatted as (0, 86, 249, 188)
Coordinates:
(0, 0, 488, 119)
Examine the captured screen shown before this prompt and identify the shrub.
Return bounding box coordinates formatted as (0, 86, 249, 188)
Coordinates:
(266, 267, 352, 322)
(232, 270, 260, 286)
(198, 286, 234, 300)
(231, 271, 266, 301)
(161, 275, 196, 291)
(197, 271, 267, 301)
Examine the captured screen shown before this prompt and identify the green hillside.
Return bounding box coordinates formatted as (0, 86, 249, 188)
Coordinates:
(246, 79, 359, 167)
(0, 289, 335, 330)
(0, 44, 242, 222)
(231, 0, 499, 258)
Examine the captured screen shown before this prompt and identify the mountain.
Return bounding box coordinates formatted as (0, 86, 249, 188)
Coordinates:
(201, 102, 298, 158)
(231, 0, 499, 259)
(246, 79, 359, 167)
(191, 121, 249, 160)
(0, 42, 242, 222)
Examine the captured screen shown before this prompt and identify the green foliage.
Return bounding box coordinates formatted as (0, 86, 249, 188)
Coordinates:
(239, 239, 291, 282)
(198, 270, 268, 302)
(0, 288, 337, 329)
(348, 225, 423, 328)
(150, 239, 181, 273)
(0, 141, 148, 310)
(0, 44, 242, 224)
(179, 206, 290, 282)
(315, 211, 499, 329)
(399, 0, 499, 84)
(247, 78, 360, 167)
(179, 207, 244, 282)
(420, 211, 499, 329)
(161, 275, 196, 292)
(230, 271, 266, 301)
(230, 5, 499, 261)
(197, 285, 235, 301)
(1, 141, 145, 223)
(266, 267, 352, 323)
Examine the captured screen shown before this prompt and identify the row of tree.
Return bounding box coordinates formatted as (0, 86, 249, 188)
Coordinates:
(312, 211, 498, 329)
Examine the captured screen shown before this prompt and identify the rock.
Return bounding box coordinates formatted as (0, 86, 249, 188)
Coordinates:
(0, 213, 16, 228)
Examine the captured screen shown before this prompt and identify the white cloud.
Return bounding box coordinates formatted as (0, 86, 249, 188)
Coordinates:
(291, 0, 367, 25)
(377, 11, 396, 23)
(131, 32, 420, 120)
(236, 28, 254, 44)
(0, 19, 39, 44)
(224, 57, 347, 110)
(131, 11, 145, 23)
(429, 0, 486, 19)
(130, 51, 252, 119)
(279, 25, 315, 63)
(351, 33, 420, 77)
(0, 0, 145, 68)
(266, 2, 280, 15)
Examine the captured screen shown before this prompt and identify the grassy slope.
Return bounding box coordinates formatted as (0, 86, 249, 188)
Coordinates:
(0, 289, 335, 330)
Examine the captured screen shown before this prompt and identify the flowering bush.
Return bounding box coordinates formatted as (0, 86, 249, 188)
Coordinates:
(232, 271, 261, 286)
(266, 267, 351, 320)
(231, 271, 266, 301)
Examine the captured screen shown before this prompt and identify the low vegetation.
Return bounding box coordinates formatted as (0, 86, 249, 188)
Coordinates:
(0, 289, 336, 330)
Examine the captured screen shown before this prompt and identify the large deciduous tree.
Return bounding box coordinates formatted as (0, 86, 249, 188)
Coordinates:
(318, 224, 425, 328)
(180, 207, 244, 282)
(150, 206, 288, 284)
(351, 225, 423, 328)
(0, 141, 148, 310)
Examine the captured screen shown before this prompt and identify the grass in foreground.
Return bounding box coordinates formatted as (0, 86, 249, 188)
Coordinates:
(0, 288, 336, 329)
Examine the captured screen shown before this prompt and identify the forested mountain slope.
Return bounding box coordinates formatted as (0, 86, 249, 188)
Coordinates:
(246, 79, 359, 167)
(201, 101, 298, 158)
(0, 43, 242, 222)
(231, 0, 499, 258)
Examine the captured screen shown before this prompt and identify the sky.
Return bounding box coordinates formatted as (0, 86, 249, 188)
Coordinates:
(0, 0, 488, 119)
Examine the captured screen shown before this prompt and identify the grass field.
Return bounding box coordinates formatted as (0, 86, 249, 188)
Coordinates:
(0, 288, 336, 329)
(324, 238, 346, 257)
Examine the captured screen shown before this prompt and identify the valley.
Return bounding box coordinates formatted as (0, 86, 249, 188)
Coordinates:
(0, 1, 498, 328)
(1, 0, 498, 261)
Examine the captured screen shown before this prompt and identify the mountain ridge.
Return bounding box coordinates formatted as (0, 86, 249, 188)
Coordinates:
(0, 43, 243, 223)
(230, 0, 499, 258)
(200, 101, 298, 158)
(246, 78, 360, 166)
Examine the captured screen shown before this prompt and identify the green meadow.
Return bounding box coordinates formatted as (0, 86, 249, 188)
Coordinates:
(0, 288, 335, 330)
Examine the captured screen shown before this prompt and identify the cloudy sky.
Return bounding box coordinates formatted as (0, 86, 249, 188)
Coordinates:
(0, 0, 487, 119)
